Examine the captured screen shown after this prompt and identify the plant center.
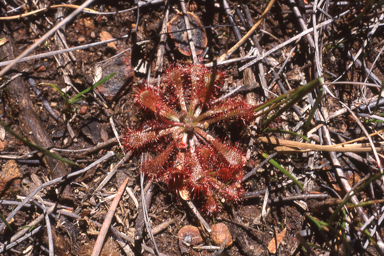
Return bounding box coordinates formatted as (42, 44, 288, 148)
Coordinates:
(183, 115, 195, 133)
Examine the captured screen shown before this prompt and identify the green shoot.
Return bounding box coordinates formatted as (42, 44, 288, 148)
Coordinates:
(44, 72, 116, 110)
(20, 225, 37, 232)
(0, 120, 78, 166)
(264, 128, 310, 142)
(372, 80, 384, 114)
(261, 152, 304, 191)
(253, 78, 323, 128)
(304, 87, 323, 130)
(328, 172, 384, 225)
(0, 212, 13, 232)
(68, 72, 116, 105)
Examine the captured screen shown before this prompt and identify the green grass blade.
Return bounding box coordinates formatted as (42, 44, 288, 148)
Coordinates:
(45, 83, 68, 102)
(306, 213, 325, 230)
(328, 172, 384, 225)
(372, 80, 384, 114)
(304, 87, 323, 130)
(261, 152, 304, 191)
(0, 211, 13, 232)
(359, 222, 380, 251)
(347, 198, 384, 208)
(68, 72, 116, 105)
(0, 120, 78, 166)
(253, 92, 291, 112)
(262, 78, 323, 128)
(264, 128, 310, 142)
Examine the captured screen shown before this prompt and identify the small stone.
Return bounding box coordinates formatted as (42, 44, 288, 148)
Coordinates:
(79, 105, 88, 114)
(168, 13, 207, 56)
(210, 223, 233, 248)
(100, 129, 108, 142)
(95, 52, 134, 100)
(178, 225, 203, 254)
(78, 36, 86, 43)
(83, 17, 95, 29)
(0, 140, 6, 151)
(100, 31, 117, 50)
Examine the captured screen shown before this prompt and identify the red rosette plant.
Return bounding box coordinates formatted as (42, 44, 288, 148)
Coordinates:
(123, 62, 255, 215)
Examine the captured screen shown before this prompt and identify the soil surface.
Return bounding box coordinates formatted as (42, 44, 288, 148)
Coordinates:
(0, 0, 384, 255)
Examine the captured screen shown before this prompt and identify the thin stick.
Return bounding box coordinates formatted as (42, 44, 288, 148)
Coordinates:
(186, 200, 211, 233)
(155, 0, 170, 73)
(152, 219, 176, 235)
(333, 13, 383, 85)
(235, 9, 350, 71)
(338, 101, 382, 172)
(7, 206, 54, 244)
(44, 206, 55, 256)
(0, 226, 43, 252)
(140, 171, 160, 255)
(125, 186, 139, 209)
(110, 116, 122, 148)
(217, 0, 277, 62)
(259, 136, 384, 153)
(0, 0, 96, 78)
(288, 0, 315, 48)
(0, 151, 115, 233)
(205, 9, 349, 68)
(321, 83, 382, 171)
(0, 35, 130, 67)
(0, 4, 98, 20)
(100, 223, 167, 256)
(242, 4, 269, 97)
(135, 182, 154, 241)
(179, 0, 197, 63)
(52, 137, 118, 154)
(0, 200, 32, 207)
(321, 125, 384, 250)
(243, 152, 278, 181)
(91, 177, 129, 256)
(96, 151, 132, 192)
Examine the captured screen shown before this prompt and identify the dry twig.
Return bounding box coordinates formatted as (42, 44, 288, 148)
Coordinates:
(91, 177, 130, 256)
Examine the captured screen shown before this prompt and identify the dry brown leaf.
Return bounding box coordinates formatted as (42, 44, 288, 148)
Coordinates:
(268, 227, 287, 254)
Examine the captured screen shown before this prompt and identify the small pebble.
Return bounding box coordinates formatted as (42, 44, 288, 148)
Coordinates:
(178, 225, 203, 254)
(79, 105, 88, 114)
(211, 223, 233, 248)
